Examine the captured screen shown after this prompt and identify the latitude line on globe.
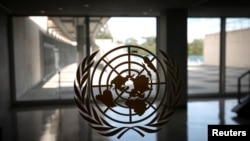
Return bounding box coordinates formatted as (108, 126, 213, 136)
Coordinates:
(102, 59, 119, 74)
(129, 107, 132, 122)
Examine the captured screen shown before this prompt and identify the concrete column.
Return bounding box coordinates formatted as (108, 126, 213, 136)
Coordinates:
(76, 25, 85, 64)
(219, 17, 226, 95)
(158, 9, 188, 108)
(76, 17, 91, 64)
(85, 16, 91, 56)
(157, 9, 188, 141)
(0, 9, 15, 140)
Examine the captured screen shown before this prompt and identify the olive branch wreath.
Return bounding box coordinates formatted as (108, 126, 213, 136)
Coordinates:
(74, 49, 182, 139)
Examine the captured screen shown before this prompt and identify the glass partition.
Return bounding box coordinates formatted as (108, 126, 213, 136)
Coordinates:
(225, 18, 250, 94)
(188, 18, 221, 95)
(13, 16, 157, 102)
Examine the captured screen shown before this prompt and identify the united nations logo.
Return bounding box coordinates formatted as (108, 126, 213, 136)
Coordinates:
(74, 45, 181, 138)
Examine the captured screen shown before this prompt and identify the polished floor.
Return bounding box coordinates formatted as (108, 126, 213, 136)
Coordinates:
(2, 98, 249, 141)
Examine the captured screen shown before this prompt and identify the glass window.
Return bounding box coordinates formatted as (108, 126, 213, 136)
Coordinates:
(188, 18, 221, 95)
(225, 18, 250, 94)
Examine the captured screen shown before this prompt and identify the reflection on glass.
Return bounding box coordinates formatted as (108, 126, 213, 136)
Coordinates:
(188, 18, 220, 94)
(225, 18, 250, 94)
(40, 110, 60, 141)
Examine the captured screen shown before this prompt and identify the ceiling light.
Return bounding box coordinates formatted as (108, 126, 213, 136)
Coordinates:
(58, 7, 63, 11)
(143, 11, 148, 15)
(84, 4, 90, 8)
(40, 10, 46, 14)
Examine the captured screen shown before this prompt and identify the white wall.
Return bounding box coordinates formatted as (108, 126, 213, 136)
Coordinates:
(204, 33, 220, 66)
(13, 17, 42, 98)
(226, 29, 250, 68)
(204, 28, 250, 68)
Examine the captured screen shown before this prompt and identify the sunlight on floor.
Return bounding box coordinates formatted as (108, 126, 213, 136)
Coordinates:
(42, 63, 77, 88)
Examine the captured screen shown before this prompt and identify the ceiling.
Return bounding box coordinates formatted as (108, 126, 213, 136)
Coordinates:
(47, 17, 109, 42)
(0, 0, 192, 16)
(3, 0, 250, 44)
(1, 0, 250, 16)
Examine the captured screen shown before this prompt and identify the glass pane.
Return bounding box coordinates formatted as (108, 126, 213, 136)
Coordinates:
(13, 16, 157, 102)
(13, 16, 85, 101)
(90, 17, 159, 126)
(188, 18, 221, 95)
(92, 17, 157, 95)
(225, 18, 250, 94)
